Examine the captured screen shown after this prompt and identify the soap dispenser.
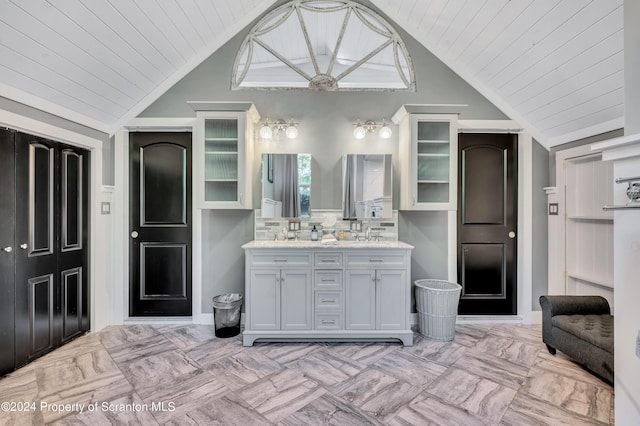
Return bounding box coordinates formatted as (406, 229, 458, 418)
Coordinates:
(311, 226, 318, 241)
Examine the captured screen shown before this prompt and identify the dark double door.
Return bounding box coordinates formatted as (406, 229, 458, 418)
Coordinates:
(0, 129, 89, 375)
(458, 133, 518, 315)
(129, 132, 192, 316)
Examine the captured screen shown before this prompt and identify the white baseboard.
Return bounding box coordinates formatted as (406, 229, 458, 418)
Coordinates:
(120, 313, 536, 328)
(455, 315, 523, 324)
(411, 313, 527, 325)
(530, 310, 542, 324)
(123, 317, 194, 325)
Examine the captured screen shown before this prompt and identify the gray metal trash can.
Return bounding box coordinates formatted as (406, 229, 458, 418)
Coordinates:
(212, 294, 243, 338)
(415, 279, 462, 341)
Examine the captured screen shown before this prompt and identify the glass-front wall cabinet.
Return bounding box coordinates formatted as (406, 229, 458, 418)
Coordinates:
(416, 120, 451, 204)
(395, 110, 457, 211)
(194, 103, 258, 209)
(205, 118, 239, 202)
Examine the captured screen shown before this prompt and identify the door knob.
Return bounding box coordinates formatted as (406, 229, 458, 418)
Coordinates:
(131, 231, 139, 239)
(2, 246, 12, 253)
(508, 231, 516, 239)
(20, 243, 28, 250)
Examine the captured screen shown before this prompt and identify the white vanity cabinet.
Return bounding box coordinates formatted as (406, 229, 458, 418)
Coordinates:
(314, 252, 344, 330)
(245, 252, 312, 331)
(242, 241, 414, 346)
(345, 252, 407, 331)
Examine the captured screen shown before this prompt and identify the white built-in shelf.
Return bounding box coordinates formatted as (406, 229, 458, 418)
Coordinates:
(562, 148, 614, 299)
(566, 272, 614, 289)
(567, 215, 613, 221)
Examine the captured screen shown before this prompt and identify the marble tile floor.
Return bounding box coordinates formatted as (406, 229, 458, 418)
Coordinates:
(0, 324, 613, 425)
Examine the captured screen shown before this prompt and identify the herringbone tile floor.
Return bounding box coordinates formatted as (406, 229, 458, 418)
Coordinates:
(0, 323, 613, 425)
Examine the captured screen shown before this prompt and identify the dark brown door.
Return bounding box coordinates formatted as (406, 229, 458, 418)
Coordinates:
(457, 133, 517, 315)
(129, 132, 192, 316)
(0, 129, 16, 375)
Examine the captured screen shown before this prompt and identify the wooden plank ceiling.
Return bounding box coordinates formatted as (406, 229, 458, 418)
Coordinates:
(0, 0, 624, 147)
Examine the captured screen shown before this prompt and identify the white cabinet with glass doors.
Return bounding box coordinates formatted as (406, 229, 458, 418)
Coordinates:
(192, 102, 259, 209)
(394, 109, 458, 210)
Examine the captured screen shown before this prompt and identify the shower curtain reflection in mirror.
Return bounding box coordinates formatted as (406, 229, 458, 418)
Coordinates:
(261, 154, 311, 218)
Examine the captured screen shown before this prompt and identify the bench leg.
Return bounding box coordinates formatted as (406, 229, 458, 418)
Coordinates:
(546, 344, 556, 355)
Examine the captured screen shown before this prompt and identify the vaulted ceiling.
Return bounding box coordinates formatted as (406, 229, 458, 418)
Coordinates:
(0, 0, 624, 148)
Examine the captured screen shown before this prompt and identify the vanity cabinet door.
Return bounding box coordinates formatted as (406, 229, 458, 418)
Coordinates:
(376, 269, 407, 330)
(248, 269, 280, 330)
(345, 270, 376, 329)
(345, 269, 407, 330)
(280, 269, 312, 330)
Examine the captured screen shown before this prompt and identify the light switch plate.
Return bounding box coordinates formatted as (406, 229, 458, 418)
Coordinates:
(548, 203, 559, 215)
(101, 202, 111, 215)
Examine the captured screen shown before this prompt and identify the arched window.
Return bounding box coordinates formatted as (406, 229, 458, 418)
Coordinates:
(233, 0, 415, 91)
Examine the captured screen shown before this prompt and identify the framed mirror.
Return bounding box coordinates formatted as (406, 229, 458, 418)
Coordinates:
(261, 153, 311, 218)
(342, 154, 392, 219)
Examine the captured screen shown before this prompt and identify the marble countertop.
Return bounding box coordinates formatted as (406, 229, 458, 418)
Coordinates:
(242, 240, 414, 250)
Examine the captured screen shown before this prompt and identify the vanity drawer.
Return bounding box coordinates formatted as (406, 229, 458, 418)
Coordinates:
(314, 252, 343, 268)
(314, 270, 342, 289)
(345, 251, 407, 268)
(314, 312, 343, 330)
(249, 252, 312, 267)
(315, 291, 343, 310)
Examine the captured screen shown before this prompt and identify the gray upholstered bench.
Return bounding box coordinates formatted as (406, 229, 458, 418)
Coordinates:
(539, 295, 614, 383)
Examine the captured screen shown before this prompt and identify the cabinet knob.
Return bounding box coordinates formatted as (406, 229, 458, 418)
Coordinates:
(131, 231, 139, 239)
(20, 243, 28, 250)
(2, 246, 12, 253)
(508, 231, 516, 239)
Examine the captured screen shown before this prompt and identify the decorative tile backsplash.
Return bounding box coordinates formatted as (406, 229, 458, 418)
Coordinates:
(254, 209, 398, 241)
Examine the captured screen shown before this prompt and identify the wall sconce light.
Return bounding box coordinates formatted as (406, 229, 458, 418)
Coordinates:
(352, 118, 392, 139)
(260, 118, 299, 139)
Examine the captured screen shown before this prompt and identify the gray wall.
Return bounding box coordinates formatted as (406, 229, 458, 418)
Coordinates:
(0, 96, 113, 185)
(139, 3, 554, 313)
(532, 140, 550, 311)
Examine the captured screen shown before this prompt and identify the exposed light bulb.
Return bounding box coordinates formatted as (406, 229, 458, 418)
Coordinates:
(259, 123, 273, 139)
(353, 126, 366, 139)
(285, 125, 298, 139)
(379, 124, 392, 139)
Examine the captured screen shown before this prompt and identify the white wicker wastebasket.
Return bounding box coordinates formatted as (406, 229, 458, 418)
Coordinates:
(415, 279, 462, 341)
